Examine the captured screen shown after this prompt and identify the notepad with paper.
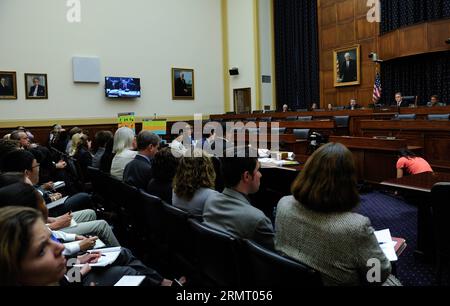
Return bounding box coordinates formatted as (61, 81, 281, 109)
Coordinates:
(53, 181, 66, 190)
(46, 196, 68, 210)
(74, 247, 121, 267)
(114, 276, 146, 286)
(374, 229, 399, 262)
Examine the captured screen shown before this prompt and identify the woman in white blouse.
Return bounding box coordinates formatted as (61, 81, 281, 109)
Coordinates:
(110, 127, 137, 180)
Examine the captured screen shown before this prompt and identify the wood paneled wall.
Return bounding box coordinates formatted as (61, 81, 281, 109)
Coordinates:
(318, 0, 450, 108)
(378, 19, 450, 60)
(318, 0, 380, 108)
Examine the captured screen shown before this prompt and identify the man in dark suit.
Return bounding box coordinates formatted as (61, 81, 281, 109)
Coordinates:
(345, 98, 361, 110)
(339, 53, 357, 83)
(392, 92, 409, 108)
(203, 146, 275, 250)
(123, 130, 160, 190)
(28, 77, 46, 97)
(0, 77, 13, 96)
(174, 73, 188, 96)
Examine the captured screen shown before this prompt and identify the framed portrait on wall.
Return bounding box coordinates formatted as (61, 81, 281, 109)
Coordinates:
(25, 73, 48, 99)
(333, 45, 360, 87)
(0, 71, 17, 100)
(172, 68, 194, 100)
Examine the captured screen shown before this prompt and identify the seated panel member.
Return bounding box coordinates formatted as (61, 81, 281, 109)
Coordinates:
(392, 92, 409, 108)
(345, 98, 361, 110)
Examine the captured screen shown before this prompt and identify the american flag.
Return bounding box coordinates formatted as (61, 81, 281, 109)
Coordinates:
(372, 72, 382, 103)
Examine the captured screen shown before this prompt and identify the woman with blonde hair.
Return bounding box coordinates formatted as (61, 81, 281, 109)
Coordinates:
(69, 133, 93, 180)
(275, 142, 401, 286)
(172, 149, 218, 215)
(110, 127, 137, 180)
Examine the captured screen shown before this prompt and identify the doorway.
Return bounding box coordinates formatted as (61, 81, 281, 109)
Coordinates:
(233, 88, 252, 114)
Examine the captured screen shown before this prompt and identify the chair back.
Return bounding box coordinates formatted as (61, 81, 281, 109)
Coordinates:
(333, 115, 350, 128)
(271, 128, 286, 135)
(285, 116, 298, 121)
(163, 203, 197, 271)
(428, 114, 449, 121)
(243, 239, 322, 287)
(431, 183, 450, 255)
(139, 190, 166, 240)
(259, 117, 272, 122)
(395, 114, 416, 120)
(188, 219, 242, 286)
(293, 129, 310, 140)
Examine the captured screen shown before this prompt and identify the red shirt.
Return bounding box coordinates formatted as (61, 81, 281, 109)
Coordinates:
(396, 157, 433, 175)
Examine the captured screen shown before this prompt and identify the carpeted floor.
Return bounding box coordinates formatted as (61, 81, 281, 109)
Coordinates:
(356, 191, 442, 286)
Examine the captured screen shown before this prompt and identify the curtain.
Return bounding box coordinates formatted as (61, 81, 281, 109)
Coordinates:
(273, 0, 319, 111)
(380, 0, 450, 34)
(380, 51, 450, 105)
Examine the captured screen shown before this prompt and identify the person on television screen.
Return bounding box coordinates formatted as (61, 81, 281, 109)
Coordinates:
(175, 73, 188, 96)
(28, 77, 45, 97)
(0, 77, 13, 96)
(339, 52, 357, 83)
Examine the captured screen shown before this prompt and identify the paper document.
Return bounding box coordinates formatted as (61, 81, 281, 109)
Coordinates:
(63, 238, 106, 252)
(53, 181, 66, 189)
(374, 229, 398, 261)
(46, 196, 68, 210)
(114, 276, 146, 286)
(74, 247, 122, 267)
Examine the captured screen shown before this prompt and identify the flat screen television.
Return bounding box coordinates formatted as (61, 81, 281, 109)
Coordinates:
(105, 77, 141, 98)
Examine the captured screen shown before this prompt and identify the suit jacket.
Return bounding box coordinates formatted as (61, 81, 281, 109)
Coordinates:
(123, 154, 153, 190)
(275, 196, 397, 286)
(173, 187, 219, 216)
(345, 104, 361, 110)
(340, 59, 357, 82)
(28, 84, 46, 97)
(203, 188, 275, 250)
(391, 100, 409, 108)
(0, 84, 13, 96)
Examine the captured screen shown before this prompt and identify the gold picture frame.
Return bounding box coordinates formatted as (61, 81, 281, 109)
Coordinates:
(172, 68, 194, 100)
(0, 71, 17, 100)
(25, 73, 48, 99)
(333, 44, 360, 87)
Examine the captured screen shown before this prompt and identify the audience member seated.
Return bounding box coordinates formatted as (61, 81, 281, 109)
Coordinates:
(123, 131, 160, 190)
(173, 149, 218, 215)
(275, 142, 401, 286)
(0, 139, 20, 165)
(203, 146, 274, 250)
(110, 127, 137, 180)
(9, 130, 33, 149)
(0, 206, 177, 286)
(69, 133, 93, 180)
(146, 147, 179, 204)
(0, 182, 120, 247)
(427, 95, 446, 107)
(345, 98, 361, 110)
(99, 136, 114, 173)
(65, 127, 82, 155)
(92, 130, 113, 169)
(48, 124, 69, 155)
(0, 150, 92, 216)
(396, 149, 433, 178)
